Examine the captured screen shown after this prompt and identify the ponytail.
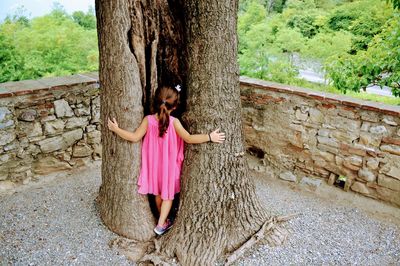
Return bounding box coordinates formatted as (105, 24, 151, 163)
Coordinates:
(159, 104, 170, 137)
(154, 86, 179, 137)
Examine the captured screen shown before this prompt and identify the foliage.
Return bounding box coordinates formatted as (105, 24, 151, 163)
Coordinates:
(0, 5, 98, 82)
(238, 0, 399, 102)
(72, 7, 96, 29)
(326, 13, 400, 97)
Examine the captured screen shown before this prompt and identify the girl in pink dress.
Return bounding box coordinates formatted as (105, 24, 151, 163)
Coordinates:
(107, 86, 225, 235)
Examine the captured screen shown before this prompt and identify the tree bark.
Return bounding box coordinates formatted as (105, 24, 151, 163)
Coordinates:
(96, 0, 269, 263)
(159, 1, 267, 265)
(95, 0, 186, 240)
(95, 0, 154, 241)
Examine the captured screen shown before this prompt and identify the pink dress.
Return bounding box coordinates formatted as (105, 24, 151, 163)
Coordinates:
(137, 114, 184, 200)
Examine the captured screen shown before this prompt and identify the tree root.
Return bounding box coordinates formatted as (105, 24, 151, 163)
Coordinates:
(224, 214, 298, 266)
(109, 237, 155, 263)
(110, 213, 298, 266)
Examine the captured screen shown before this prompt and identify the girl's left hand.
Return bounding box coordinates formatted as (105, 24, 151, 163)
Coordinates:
(107, 118, 119, 132)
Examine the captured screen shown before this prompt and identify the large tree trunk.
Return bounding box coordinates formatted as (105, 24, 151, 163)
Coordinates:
(95, 0, 154, 241)
(95, 0, 186, 240)
(159, 0, 267, 264)
(96, 0, 269, 263)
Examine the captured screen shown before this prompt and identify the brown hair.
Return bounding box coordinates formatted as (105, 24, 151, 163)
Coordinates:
(154, 86, 179, 137)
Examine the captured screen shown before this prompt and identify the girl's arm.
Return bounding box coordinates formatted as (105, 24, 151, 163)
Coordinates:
(173, 119, 225, 144)
(107, 117, 148, 143)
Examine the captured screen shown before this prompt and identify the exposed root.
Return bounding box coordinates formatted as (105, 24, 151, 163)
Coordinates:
(109, 237, 155, 262)
(110, 213, 299, 266)
(224, 214, 298, 266)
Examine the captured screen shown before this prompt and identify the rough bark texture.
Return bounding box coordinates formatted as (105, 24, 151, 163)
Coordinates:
(159, 1, 267, 265)
(95, 0, 154, 240)
(96, 0, 268, 262)
(95, 0, 186, 240)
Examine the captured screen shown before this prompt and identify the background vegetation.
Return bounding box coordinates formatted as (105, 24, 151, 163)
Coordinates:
(0, 1, 399, 104)
(0, 4, 97, 83)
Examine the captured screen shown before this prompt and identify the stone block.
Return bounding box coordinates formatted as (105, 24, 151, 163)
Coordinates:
(360, 122, 371, 132)
(317, 128, 329, 137)
(0, 131, 16, 146)
(361, 111, 379, 122)
(44, 119, 65, 136)
(74, 106, 91, 116)
(87, 130, 101, 145)
(351, 181, 371, 195)
(382, 116, 397, 126)
(295, 109, 308, 121)
(381, 137, 400, 146)
(300, 176, 322, 187)
(18, 109, 37, 121)
(317, 144, 338, 154)
(359, 132, 381, 147)
(33, 156, 72, 175)
(366, 158, 379, 170)
(345, 155, 363, 166)
(72, 143, 92, 158)
(54, 99, 74, 118)
(0, 119, 14, 130)
(378, 174, 400, 191)
(62, 129, 84, 147)
(91, 97, 100, 123)
(18, 121, 43, 138)
(85, 125, 96, 133)
(317, 136, 339, 148)
(328, 173, 336, 185)
(38, 129, 83, 153)
(343, 161, 360, 171)
(38, 136, 64, 153)
(376, 186, 400, 206)
(380, 144, 400, 156)
(41, 115, 57, 122)
(369, 125, 388, 135)
(386, 166, 400, 180)
(357, 168, 376, 182)
(332, 116, 361, 132)
(279, 171, 296, 182)
(0, 154, 10, 165)
(331, 130, 359, 143)
(309, 108, 324, 123)
(92, 143, 102, 158)
(65, 117, 88, 129)
(0, 107, 11, 122)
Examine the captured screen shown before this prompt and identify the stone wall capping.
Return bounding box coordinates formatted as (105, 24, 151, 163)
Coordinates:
(239, 76, 400, 116)
(0, 73, 99, 99)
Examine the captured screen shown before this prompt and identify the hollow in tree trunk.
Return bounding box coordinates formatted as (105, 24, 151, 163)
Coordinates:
(159, 0, 267, 265)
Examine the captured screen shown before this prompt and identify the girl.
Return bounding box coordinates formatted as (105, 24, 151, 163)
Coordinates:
(107, 86, 225, 235)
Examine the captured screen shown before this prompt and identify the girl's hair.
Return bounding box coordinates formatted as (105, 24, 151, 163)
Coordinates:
(154, 86, 179, 137)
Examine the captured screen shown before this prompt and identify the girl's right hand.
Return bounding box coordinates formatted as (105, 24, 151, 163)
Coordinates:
(210, 128, 225, 143)
(107, 118, 119, 132)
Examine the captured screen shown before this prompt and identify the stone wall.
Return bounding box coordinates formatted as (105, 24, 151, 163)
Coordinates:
(0, 74, 399, 207)
(241, 77, 400, 207)
(0, 73, 101, 191)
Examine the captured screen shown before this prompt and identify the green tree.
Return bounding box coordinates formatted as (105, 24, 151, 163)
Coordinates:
(72, 6, 96, 29)
(326, 13, 400, 97)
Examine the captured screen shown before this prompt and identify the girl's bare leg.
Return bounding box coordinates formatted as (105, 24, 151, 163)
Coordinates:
(155, 195, 162, 214)
(158, 199, 173, 226)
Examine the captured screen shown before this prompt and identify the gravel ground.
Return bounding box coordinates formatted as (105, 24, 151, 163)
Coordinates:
(1, 161, 400, 265)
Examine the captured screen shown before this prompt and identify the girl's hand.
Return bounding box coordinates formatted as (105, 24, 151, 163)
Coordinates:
(108, 118, 119, 132)
(210, 128, 225, 143)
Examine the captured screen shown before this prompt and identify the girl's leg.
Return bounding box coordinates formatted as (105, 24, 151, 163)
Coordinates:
(157, 199, 173, 226)
(155, 195, 162, 214)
